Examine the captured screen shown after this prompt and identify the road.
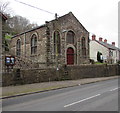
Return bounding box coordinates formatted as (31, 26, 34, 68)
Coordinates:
(2, 78, 119, 111)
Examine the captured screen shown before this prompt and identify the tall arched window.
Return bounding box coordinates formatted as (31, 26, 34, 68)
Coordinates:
(82, 37, 86, 56)
(31, 34, 37, 55)
(53, 31, 61, 55)
(66, 31, 75, 44)
(16, 39, 21, 56)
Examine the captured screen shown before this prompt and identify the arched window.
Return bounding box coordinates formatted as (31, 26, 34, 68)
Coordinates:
(53, 31, 61, 55)
(66, 31, 75, 44)
(82, 37, 86, 56)
(16, 39, 21, 56)
(31, 34, 37, 54)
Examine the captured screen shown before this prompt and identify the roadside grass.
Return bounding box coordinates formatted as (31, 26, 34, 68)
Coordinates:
(1, 85, 73, 97)
(1, 76, 118, 98)
(95, 62, 107, 65)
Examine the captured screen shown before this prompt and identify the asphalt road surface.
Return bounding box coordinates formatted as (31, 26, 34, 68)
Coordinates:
(2, 78, 119, 111)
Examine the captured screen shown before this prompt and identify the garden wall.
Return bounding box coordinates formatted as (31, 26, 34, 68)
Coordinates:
(2, 64, 120, 86)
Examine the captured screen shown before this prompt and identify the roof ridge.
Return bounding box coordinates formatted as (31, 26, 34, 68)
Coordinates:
(94, 40, 119, 50)
(12, 24, 45, 38)
(12, 12, 72, 38)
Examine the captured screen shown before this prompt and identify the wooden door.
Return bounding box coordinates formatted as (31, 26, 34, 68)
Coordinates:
(67, 48, 74, 65)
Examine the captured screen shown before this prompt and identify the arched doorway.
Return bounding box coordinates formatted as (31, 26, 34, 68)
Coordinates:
(97, 51, 103, 63)
(67, 47, 74, 65)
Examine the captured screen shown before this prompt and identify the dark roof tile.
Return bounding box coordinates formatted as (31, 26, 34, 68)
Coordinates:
(95, 40, 120, 51)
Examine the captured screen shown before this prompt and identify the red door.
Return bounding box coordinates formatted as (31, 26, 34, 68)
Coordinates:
(67, 48, 74, 65)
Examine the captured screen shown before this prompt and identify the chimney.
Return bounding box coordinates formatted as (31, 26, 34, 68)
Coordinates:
(104, 39, 107, 43)
(112, 42, 115, 46)
(55, 13, 58, 20)
(99, 37, 103, 41)
(92, 34, 96, 40)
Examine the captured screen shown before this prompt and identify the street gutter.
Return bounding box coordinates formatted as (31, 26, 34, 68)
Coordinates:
(1, 76, 119, 99)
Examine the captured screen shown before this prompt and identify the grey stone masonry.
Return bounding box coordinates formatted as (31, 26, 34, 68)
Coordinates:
(9, 12, 89, 69)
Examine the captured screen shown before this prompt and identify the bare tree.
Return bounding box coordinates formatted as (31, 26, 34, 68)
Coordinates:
(0, 1, 12, 14)
(1, 1, 38, 51)
(7, 15, 38, 35)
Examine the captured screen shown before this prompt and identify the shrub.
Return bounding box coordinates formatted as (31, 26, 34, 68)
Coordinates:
(89, 59, 95, 64)
(117, 60, 120, 64)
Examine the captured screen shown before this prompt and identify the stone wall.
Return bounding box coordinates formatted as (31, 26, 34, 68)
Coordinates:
(47, 12, 90, 65)
(67, 64, 119, 79)
(9, 12, 90, 70)
(2, 64, 120, 86)
(10, 26, 47, 65)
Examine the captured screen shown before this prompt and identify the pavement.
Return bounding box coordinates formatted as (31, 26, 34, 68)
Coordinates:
(2, 78, 118, 111)
(1, 76, 119, 99)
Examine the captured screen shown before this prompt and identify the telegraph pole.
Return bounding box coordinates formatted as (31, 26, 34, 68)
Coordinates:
(0, 14, 2, 86)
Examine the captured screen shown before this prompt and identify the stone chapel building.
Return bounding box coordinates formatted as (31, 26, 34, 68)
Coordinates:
(10, 12, 89, 69)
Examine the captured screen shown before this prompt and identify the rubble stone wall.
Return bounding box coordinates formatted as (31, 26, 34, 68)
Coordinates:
(2, 64, 119, 86)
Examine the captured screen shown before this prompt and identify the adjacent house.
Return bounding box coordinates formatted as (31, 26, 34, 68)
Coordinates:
(0, 12, 7, 37)
(1, 12, 8, 72)
(10, 12, 89, 69)
(0, 12, 8, 52)
(90, 34, 120, 64)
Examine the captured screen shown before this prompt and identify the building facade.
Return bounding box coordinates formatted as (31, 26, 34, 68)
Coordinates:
(10, 12, 89, 69)
(1, 12, 7, 37)
(90, 35, 120, 63)
(1, 13, 8, 52)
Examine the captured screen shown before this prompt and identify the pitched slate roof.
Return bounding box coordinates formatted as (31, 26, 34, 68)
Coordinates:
(12, 12, 88, 38)
(12, 24, 46, 38)
(50, 12, 88, 32)
(94, 40, 120, 51)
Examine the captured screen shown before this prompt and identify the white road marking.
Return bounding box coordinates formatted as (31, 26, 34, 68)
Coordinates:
(64, 94, 101, 108)
(110, 87, 118, 91)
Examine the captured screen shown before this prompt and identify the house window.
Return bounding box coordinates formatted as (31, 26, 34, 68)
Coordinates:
(82, 37, 86, 56)
(53, 31, 61, 55)
(109, 50, 113, 57)
(116, 51, 117, 57)
(66, 31, 75, 44)
(31, 34, 37, 55)
(16, 39, 21, 56)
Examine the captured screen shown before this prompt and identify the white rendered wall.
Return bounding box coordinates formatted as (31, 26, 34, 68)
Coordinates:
(90, 41, 109, 62)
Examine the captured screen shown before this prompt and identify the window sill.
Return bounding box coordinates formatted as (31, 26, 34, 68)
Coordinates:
(30, 54, 38, 57)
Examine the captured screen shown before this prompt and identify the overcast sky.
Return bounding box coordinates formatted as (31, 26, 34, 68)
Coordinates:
(2, 0, 119, 47)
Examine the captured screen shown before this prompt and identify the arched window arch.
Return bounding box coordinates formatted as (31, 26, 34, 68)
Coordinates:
(66, 31, 75, 44)
(16, 39, 21, 56)
(31, 34, 37, 54)
(81, 37, 86, 56)
(53, 31, 61, 55)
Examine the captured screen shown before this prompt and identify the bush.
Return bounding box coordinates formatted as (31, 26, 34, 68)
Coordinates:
(117, 60, 120, 64)
(89, 59, 95, 64)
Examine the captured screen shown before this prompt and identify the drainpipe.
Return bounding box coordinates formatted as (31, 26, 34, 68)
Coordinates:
(24, 33, 26, 57)
(45, 21, 50, 66)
